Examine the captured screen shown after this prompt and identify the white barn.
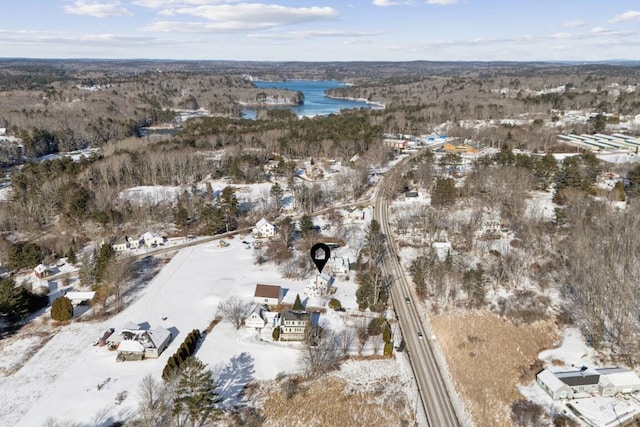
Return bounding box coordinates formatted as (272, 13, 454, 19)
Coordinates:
(254, 284, 283, 306)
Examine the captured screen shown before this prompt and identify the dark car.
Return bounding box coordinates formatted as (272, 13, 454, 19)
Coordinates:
(405, 296, 410, 303)
(417, 331, 424, 339)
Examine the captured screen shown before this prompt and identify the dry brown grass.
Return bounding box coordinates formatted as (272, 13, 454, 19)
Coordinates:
(430, 310, 559, 427)
(204, 315, 223, 334)
(260, 375, 416, 427)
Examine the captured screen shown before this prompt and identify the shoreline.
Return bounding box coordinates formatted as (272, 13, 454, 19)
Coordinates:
(324, 94, 386, 108)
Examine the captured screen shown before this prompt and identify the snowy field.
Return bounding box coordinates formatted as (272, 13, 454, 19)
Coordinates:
(0, 237, 372, 426)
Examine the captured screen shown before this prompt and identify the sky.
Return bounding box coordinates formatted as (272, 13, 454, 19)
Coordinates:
(1, 1, 639, 61)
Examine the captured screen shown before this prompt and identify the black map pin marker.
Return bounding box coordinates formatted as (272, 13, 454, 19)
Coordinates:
(310, 243, 331, 274)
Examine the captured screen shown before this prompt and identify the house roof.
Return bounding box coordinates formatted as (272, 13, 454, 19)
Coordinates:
(142, 231, 161, 241)
(556, 368, 600, 387)
(537, 369, 571, 392)
(34, 264, 47, 274)
(245, 303, 266, 317)
(64, 291, 96, 303)
(254, 284, 281, 299)
(281, 310, 310, 322)
(598, 369, 640, 388)
(147, 327, 171, 349)
(255, 218, 274, 229)
(118, 339, 145, 353)
(112, 236, 128, 245)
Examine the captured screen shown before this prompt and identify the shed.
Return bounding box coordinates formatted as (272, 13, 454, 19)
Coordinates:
(34, 264, 51, 279)
(64, 291, 96, 305)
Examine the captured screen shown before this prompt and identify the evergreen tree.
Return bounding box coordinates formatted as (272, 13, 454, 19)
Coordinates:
(269, 182, 284, 211)
(217, 186, 239, 232)
(431, 177, 457, 208)
(94, 243, 115, 284)
(383, 323, 392, 344)
(67, 246, 77, 264)
(292, 294, 304, 311)
(174, 203, 190, 230)
(51, 296, 74, 321)
(534, 153, 558, 190)
(298, 214, 314, 236)
(172, 357, 222, 427)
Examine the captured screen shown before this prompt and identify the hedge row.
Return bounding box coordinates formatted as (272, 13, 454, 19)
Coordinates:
(162, 329, 201, 380)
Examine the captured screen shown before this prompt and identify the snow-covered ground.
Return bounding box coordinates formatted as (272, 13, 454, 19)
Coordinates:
(0, 227, 406, 426)
(521, 328, 640, 426)
(0, 239, 310, 426)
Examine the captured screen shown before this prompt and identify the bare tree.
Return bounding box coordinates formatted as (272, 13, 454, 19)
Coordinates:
(217, 296, 250, 329)
(136, 374, 172, 427)
(299, 331, 343, 377)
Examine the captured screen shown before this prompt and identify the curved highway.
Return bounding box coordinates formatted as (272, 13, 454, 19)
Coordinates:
(374, 152, 462, 427)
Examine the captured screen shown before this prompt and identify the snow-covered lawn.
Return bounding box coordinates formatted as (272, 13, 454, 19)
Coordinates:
(0, 239, 315, 426)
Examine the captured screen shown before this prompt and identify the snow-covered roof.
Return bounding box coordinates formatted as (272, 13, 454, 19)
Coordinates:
(255, 218, 274, 229)
(537, 369, 570, 392)
(118, 339, 144, 353)
(147, 327, 171, 349)
(598, 369, 640, 388)
(121, 321, 142, 332)
(142, 231, 161, 241)
(64, 291, 96, 303)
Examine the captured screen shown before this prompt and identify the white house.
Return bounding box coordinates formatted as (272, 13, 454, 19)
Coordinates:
(141, 232, 164, 247)
(127, 236, 142, 249)
(254, 284, 283, 306)
(305, 273, 334, 297)
(244, 304, 268, 329)
(253, 218, 276, 238)
(537, 367, 640, 400)
(112, 236, 130, 252)
(329, 256, 350, 275)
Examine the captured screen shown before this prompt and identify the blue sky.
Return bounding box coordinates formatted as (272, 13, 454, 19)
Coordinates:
(1, 1, 639, 61)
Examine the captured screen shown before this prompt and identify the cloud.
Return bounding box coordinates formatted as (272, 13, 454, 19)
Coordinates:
(63, 0, 132, 18)
(144, 4, 339, 32)
(248, 29, 383, 40)
(133, 0, 241, 7)
(0, 29, 157, 46)
(426, 0, 458, 4)
(372, 0, 412, 6)
(608, 10, 640, 24)
(562, 20, 586, 28)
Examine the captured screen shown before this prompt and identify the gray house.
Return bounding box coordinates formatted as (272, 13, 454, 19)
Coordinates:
(279, 310, 311, 341)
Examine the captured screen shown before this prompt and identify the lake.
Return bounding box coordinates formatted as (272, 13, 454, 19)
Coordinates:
(242, 80, 382, 119)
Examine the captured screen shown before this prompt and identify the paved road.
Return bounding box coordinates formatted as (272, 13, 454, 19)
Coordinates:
(373, 148, 462, 426)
